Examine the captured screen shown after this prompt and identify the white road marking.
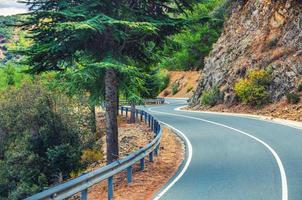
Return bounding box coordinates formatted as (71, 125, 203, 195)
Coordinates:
(149, 106, 288, 200)
(152, 121, 193, 200)
(175, 105, 302, 131)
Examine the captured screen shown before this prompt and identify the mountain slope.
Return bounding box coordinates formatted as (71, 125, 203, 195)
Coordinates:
(191, 0, 302, 106)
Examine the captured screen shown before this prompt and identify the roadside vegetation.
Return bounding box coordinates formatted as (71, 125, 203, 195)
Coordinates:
(234, 69, 272, 107)
(200, 85, 224, 107)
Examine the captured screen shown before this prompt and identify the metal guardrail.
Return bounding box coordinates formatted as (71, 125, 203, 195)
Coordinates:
(119, 97, 165, 105)
(26, 106, 162, 200)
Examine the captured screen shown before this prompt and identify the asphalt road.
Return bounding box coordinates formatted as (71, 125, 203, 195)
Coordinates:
(145, 98, 302, 200)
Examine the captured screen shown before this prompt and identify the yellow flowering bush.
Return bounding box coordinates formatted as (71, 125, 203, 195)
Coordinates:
(234, 69, 271, 107)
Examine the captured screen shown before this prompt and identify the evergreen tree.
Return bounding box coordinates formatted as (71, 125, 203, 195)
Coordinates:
(21, 0, 195, 163)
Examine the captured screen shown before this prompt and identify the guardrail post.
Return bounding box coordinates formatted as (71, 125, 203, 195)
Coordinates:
(155, 145, 159, 156)
(140, 110, 143, 122)
(144, 112, 147, 123)
(151, 117, 154, 131)
(127, 166, 132, 183)
(156, 122, 160, 134)
(140, 158, 145, 170)
(149, 151, 154, 162)
(153, 121, 156, 133)
(135, 110, 139, 120)
(108, 176, 113, 200)
(125, 107, 128, 119)
(148, 114, 151, 127)
(81, 189, 88, 200)
(121, 107, 124, 116)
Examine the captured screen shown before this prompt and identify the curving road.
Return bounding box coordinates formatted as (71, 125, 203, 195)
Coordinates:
(144, 98, 302, 200)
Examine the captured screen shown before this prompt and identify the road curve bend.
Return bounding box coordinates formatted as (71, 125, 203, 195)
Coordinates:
(146, 99, 302, 200)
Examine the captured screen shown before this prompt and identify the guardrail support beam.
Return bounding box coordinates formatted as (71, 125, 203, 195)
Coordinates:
(148, 115, 151, 127)
(155, 145, 159, 156)
(140, 158, 145, 170)
(140, 110, 143, 122)
(151, 117, 154, 131)
(149, 152, 154, 162)
(108, 176, 114, 200)
(127, 166, 133, 183)
(81, 189, 88, 200)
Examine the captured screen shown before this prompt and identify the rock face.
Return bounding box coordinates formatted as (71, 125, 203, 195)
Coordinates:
(191, 0, 302, 107)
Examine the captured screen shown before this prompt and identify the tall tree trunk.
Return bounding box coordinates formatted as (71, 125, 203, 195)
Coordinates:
(116, 91, 119, 115)
(105, 68, 119, 164)
(130, 102, 136, 123)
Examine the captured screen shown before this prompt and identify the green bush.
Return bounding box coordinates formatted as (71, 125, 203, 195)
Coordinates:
(200, 86, 224, 107)
(172, 82, 179, 95)
(0, 63, 32, 91)
(0, 81, 96, 199)
(234, 69, 271, 107)
(286, 92, 300, 104)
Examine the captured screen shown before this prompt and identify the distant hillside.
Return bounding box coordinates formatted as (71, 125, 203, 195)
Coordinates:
(159, 71, 200, 98)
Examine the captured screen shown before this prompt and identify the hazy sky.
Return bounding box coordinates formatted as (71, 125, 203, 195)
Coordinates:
(0, 0, 28, 16)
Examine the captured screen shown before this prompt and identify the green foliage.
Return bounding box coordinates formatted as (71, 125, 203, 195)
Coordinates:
(172, 82, 179, 95)
(298, 82, 302, 92)
(158, 0, 226, 70)
(286, 92, 300, 104)
(81, 149, 103, 167)
(200, 86, 224, 107)
(0, 16, 17, 39)
(18, 0, 195, 102)
(0, 62, 32, 90)
(234, 69, 272, 107)
(138, 68, 169, 99)
(0, 81, 96, 199)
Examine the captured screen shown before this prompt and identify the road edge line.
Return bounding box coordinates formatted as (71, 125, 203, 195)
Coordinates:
(175, 106, 302, 131)
(152, 121, 193, 200)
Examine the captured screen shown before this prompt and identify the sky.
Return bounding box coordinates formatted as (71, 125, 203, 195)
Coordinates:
(0, 0, 28, 16)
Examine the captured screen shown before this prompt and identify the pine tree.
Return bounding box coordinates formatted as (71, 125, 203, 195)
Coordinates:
(21, 0, 195, 163)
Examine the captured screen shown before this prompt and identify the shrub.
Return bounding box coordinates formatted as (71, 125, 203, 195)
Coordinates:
(81, 149, 103, 166)
(200, 86, 224, 107)
(186, 85, 193, 93)
(163, 90, 171, 96)
(172, 82, 179, 95)
(286, 92, 300, 104)
(0, 81, 96, 199)
(142, 69, 170, 98)
(267, 37, 278, 49)
(298, 82, 302, 92)
(234, 69, 271, 107)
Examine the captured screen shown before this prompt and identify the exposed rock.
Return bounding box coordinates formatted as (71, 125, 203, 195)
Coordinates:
(191, 0, 302, 107)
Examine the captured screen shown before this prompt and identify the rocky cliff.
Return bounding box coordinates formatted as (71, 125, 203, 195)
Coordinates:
(191, 0, 302, 107)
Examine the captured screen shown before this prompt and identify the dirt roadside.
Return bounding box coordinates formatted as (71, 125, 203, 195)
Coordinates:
(86, 127, 184, 200)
